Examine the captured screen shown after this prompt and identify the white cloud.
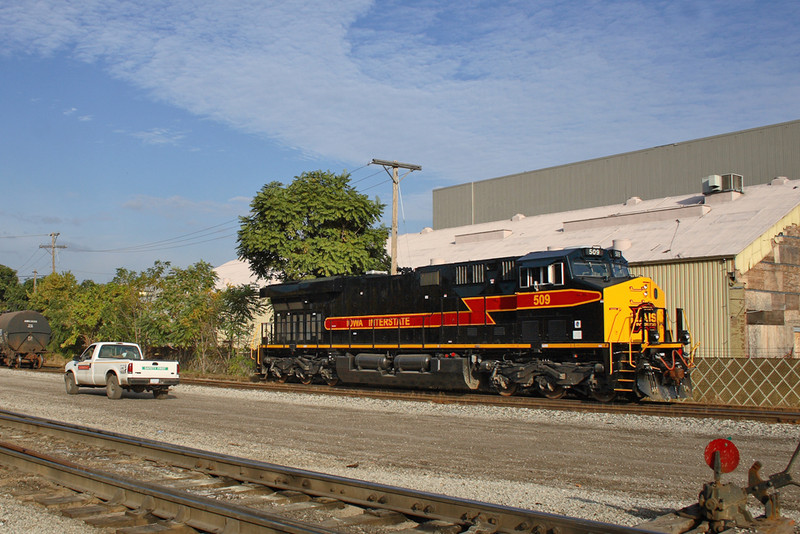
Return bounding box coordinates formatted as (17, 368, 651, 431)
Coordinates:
(129, 127, 187, 146)
(122, 194, 244, 219)
(1, 0, 799, 182)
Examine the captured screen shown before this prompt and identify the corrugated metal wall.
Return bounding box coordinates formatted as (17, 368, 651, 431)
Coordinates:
(433, 120, 800, 229)
(631, 259, 735, 359)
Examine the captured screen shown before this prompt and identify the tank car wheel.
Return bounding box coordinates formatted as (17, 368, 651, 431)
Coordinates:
(64, 373, 79, 395)
(106, 374, 123, 399)
(299, 374, 313, 385)
(325, 377, 339, 386)
(274, 374, 289, 383)
(11, 357, 20, 369)
(33, 355, 44, 369)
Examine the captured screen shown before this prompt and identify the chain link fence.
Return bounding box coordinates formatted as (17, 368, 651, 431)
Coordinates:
(689, 357, 800, 407)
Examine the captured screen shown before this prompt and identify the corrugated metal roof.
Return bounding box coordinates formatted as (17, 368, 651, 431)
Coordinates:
(398, 178, 800, 271)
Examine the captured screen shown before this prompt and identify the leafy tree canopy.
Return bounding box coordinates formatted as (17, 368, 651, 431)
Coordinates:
(0, 264, 29, 311)
(237, 170, 390, 281)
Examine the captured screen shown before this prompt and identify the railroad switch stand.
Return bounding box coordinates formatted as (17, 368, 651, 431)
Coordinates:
(696, 438, 799, 534)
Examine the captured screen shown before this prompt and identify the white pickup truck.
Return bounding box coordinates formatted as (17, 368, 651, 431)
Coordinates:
(64, 342, 179, 399)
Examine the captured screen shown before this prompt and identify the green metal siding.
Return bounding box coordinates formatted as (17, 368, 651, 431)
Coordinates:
(631, 259, 734, 359)
(433, 120, 800, 229)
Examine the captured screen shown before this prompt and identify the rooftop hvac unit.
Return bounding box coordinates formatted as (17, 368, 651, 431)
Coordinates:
(702, 175, 722, 194)
(702, 173, 744, 195)
(721, 173, 744, 193)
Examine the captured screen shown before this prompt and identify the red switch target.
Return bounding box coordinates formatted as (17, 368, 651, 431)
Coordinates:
(704, 438, 740, 473)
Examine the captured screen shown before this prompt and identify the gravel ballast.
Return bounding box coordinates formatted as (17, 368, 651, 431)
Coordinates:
(0, 368, 797, 533)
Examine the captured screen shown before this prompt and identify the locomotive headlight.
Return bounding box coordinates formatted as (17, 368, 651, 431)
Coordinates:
(647, 329, 660, 343)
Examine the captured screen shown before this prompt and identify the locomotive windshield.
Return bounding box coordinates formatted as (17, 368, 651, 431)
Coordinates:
(571, 260, 610, 278)
(570, 247, 630, 279)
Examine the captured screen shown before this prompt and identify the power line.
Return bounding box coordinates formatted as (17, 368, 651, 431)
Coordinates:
(69, 219, 240, 254)
(0, 233, 51, 239)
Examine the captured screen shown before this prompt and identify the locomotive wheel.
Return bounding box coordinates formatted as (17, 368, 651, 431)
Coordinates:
(497, 382, 518, 396)
(299, 374, 313, 385)
(33, 355, 44, 369)
(537, 380, 566, 399)
(590, 388, 617, 403)
(325, 377, 339, 386)
(275, 374, 289, 383)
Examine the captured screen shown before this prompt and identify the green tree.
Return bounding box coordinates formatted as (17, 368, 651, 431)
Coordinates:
(109, 262, 170, 349)
(218, 283, 266, 362)
(27, 272, 81, 353)
(149, 261, 220, 370)
(237, 170, 390, 281)
(0, 265, 29, 311)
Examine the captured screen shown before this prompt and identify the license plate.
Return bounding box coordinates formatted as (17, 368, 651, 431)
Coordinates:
(149, 378, 160, 384)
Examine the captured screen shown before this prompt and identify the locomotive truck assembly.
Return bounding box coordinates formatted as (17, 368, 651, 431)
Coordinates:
(255, 247, 694, 402)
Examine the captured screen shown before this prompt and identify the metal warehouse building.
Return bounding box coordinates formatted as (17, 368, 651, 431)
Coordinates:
(433, 119, 800, 230)
(413, 121, 800, 406)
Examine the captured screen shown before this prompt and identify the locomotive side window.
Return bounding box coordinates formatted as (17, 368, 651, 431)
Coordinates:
(520, 262, 565, 289)
(611, 261, 630, 278)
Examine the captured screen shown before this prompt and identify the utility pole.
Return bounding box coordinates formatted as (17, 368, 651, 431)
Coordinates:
(33, 270, 37, 293)
(39, 232, 66, 275)
(370, 159, 422, 275)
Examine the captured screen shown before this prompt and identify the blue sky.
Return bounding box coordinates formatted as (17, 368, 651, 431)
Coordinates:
(1, 1, 798, 283)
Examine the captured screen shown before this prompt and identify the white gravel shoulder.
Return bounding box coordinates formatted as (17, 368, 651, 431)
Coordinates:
(1, 370, 798, 533)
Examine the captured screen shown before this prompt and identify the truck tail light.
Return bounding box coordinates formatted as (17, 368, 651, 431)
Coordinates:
(177, 363, 180, 374)
(127, 362, 133, 373)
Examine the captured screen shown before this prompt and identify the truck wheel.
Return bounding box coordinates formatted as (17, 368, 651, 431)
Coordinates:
(152, 388, 169, 400)
(65, 373, 79, 395)
(106, 374, 123, 399)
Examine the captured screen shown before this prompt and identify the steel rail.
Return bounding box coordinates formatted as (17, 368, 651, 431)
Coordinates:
(180, 377, 800, 424)
(0, 409, 661, 534)
(0, 439, 339, 534)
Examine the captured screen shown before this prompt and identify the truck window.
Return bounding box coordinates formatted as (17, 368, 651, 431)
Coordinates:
(79, 346, 94, 361)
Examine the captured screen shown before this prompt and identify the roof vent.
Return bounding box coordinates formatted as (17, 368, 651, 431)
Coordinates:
(771, 176, 789, 186)
(612, 238, 632, 251)
(625, 196, 642, 206)
(420, 227, 434, 234)
(511, 213, 526, 222)
(703, 173, 743, 195)
(702, 175, 722, 194)
(454, 229, 511, 244)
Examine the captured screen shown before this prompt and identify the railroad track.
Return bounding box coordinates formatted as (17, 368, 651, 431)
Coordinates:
(0, 409, 662, 534)
(180, 376, 800, 424)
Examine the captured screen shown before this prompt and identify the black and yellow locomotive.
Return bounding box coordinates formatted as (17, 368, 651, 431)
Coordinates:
(256, 247, 693, 401)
